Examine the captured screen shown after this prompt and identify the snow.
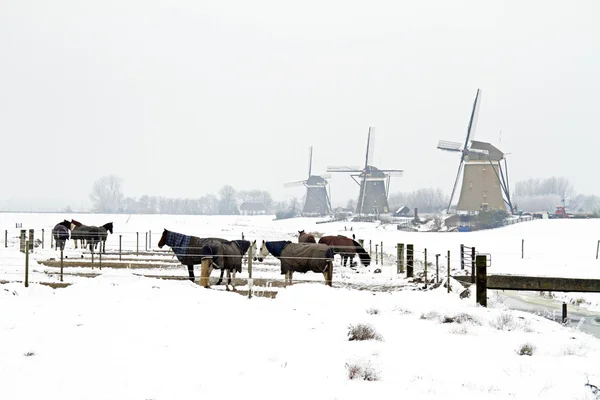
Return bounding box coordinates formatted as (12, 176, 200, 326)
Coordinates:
(2, 213, 600, 399)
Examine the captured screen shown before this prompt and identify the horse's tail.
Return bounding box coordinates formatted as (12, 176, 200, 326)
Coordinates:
(352, 240, 371, 267)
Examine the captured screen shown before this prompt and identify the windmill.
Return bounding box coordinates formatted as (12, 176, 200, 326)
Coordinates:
(284, 146, 332, 216)
(437, 89, 514, 214)
(327, 127, 403, 216)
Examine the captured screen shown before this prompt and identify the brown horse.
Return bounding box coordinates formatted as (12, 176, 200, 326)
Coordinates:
(318, 235, 371, 268)
(298, 230, 316, 243)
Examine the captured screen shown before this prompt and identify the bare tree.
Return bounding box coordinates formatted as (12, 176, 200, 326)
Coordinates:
(89, 174, 124, 213)
(218, 185, 239, 215)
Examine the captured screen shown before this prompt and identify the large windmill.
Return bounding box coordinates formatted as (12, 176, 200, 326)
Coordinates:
(327, 127, 403, 216)
(437, 89, 514, 214)
(284, 146, 332, 216)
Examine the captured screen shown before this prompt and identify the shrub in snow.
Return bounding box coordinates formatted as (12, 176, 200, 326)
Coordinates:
(347, 323, 383, 341)
(442, 312, 481, 325)
(491, 312, 517, 331)
(420, 311, 441, 321)
(366, 307, 380, 315)
(23, 352, 35, 357)
(517, 342, 535, 356)
(345, 358, 380, 381)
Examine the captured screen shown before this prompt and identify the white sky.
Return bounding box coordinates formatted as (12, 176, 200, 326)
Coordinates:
(1, 0, 599, 210)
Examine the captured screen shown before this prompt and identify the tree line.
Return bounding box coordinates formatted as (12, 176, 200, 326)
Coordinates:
(89, 175, 276, 215)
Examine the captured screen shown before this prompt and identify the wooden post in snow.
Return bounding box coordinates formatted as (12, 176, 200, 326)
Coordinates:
(20, 230, 26, 253)
(41, 229, 45, 249)
(424, 248, 428, 288)
(248, 244, 253, 299)
(562, 302, 568, 324)
(60, 248, 64, 282)
(119, 235, 122, 261)
(447, 250, 451, 293)
(435, 254, 440, 284)
(375, 244, 379, 265)
(521, 239, 524, 259)
(471, 247, 476, 284)
(396, 244, 404, 274)
(476, 255, 487, 307)
(25, 240, 29, 287)
(407, 244, 414, 278)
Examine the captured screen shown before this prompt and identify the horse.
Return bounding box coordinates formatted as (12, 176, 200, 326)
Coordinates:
(70, 219, 91, 249)
(198, 238, 255, 290)
(52, 220, 71, 250)
(298, 230, 316, 243)
(94, 222, 113, 253)
(158, 229, 208, 282)
(318, 235, 371, 268)
(256, 240, 333, 287)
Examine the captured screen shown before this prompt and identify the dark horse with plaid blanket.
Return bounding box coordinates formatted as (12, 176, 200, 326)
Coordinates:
(158, 229, 254, 288)
(318, 235, 371, 268)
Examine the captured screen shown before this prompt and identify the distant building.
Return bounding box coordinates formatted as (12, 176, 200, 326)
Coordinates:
(393, 205, 411, 217)
(240, 202, 267, 215)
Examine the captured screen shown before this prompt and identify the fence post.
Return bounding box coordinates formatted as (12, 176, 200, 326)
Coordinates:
(25, 240, 29, 287)
(136, 232, 139, 256)
(41, 229, 45, 249)
(447, 250, 451, 293)
(562, 302, 568, 324)
(596, 240, 599, 260)
(20, 229, 26, 253)
(60, 247, 64, 282)
(50, 230, 54, 249)
(248, 244, 253, 299)
(476, 255, 487, 306)
(407, 244, 414, 278)
(4, 230, 7, 248)
(145, 232, 148, 252)
(435, 254, 440, 284)
(396, 244, 404, 274)
(471, 247, 476, 284)
(28, 229, 34, 252)
(424, 248, 428, 288)
(369, 240, 372, 256)
(149, 230, 152, 250)
(91, 246, 94, 269)
(375, 244, 379, 265)
(460, 244, 465, 270)
(521, 239, 524, 259)
(380, 241, 384, 266)
(119, 235, 122, 261)
(242, 232, 245, 240)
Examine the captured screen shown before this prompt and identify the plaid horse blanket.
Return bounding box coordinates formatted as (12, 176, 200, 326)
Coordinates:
(267, 241, 333, 275)
(164, 231, 209, 266)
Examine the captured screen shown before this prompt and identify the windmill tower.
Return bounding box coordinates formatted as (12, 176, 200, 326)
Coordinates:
(327, 127, 403, 216)
(284, 146, 332, 216)
(437, 89, 514, 214)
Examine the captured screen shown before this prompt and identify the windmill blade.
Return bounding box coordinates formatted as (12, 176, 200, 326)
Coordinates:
(447, 159, 465, 213)
(308, 146, 313, 178)
(437, 140, 463, 152)
(366, 126, 375, 167)
(463, 89, 482, 150)
(381, 170, 403, 177)
(284, 180, 307, 188)
(326, 166, 362, 172)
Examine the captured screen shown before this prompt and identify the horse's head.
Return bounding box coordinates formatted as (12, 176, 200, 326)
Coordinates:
(256, 240, 269, 262)
(104, 222, 114, 234)
(60, 220, 71, 230)
(158, 229, 168, 248)
(298, 230, 305, 237)
(249, 240, 258, 259)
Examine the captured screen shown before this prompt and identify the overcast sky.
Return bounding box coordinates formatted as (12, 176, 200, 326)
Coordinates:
(1, 0, 598, 210)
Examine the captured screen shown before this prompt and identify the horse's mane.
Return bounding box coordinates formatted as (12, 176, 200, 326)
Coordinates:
(71, 219, 83, 227)
(232, 239, 251, 255)
(265, 241, 291, 258)
(101, 222, 113, 233)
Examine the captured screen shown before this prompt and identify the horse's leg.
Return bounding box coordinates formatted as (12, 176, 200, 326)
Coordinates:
(225, 269, 231, 291)
(216, 268, 224, 285)
(187, 265, 195, 282)
(327, 261, 333, 287)
(230, 270, 237, 291)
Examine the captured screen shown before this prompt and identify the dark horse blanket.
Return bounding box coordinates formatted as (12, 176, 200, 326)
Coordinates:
(163, 231, 207, 266)
(199, 238, 251, 272)
(266, 241, 333, 275)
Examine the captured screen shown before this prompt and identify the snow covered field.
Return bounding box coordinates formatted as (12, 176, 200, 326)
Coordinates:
(2, 213, 600, 399)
